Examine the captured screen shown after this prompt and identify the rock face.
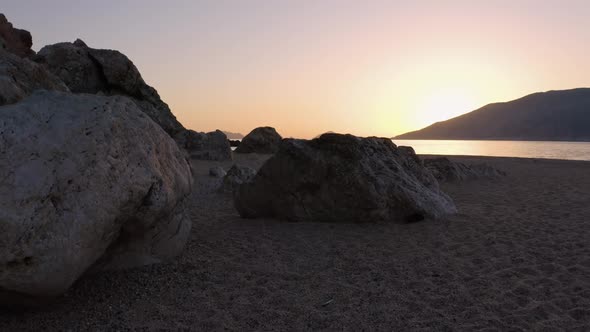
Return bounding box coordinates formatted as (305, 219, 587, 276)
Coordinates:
(424, 157, 506, 182)
(0, 14, 34, 58)
(235, 127, 282, 154)
(33, 40, 185, 137)
(0, 91, 192, 303)
(235, 134, 456, 223)
(0, 50, 68, 105)
(175, 129, 232, 161)
(222, 165, 257, 193)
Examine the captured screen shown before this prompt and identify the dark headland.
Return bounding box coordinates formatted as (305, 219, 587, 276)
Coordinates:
(395, 88, 590, 141)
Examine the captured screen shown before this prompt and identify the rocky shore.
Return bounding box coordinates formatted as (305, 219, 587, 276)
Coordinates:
(1, 14, 589, 331)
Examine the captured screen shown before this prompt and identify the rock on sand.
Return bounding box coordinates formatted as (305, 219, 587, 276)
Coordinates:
(235, 133, 456, 223)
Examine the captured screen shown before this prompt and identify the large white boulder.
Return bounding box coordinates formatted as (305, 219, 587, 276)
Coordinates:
(0, 91, 192, 304)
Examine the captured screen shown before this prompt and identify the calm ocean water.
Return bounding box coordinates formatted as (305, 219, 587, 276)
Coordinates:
(392, 140, 590, 161)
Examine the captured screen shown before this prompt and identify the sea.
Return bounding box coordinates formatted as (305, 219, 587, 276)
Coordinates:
(392, 140, 590, 161)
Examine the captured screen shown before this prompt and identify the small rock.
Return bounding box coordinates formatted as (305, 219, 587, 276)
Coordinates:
(175, 129, 232, 161)
(424, 157, 506, 182)
(209, 166, 227, 178)
(221, 165, 257, 193)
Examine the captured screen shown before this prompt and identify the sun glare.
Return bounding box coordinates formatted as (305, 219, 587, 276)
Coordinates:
(416, 88, 478, 126)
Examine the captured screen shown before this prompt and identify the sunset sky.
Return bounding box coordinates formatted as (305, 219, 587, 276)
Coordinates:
(4, 1, 590, 138)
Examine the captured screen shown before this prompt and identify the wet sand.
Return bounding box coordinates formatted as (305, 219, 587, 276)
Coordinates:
(1, 154, 589, 330)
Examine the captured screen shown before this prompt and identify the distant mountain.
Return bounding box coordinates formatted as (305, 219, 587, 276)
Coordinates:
(395, 88, 590, 141)
(222, 131, 244, 139)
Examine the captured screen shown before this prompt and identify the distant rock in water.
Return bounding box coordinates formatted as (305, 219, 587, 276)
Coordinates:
(234, 133, 457, 223)
(229, 139, 241, 147)
(223, 131, 245, 139)
(424, 157, 506, 182)
(0, 14, 34, 58)
(175, 129, 232, 161)
(0, 91, 192, 305)
(395, 88, 590, 141)
(235, 126, 282, 154)
(33, 39, 185, 138)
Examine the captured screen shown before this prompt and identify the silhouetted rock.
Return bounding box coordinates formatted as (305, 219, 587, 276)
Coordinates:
(34, 39, 185, 137)
(235, 134, 456, 223)
(395, 88, 590, 141)
(0, 14, 34, 58)
(222, 165, 257, 193)
(0, 91, 192, 305)
(229, 139, 241, 147)
(175, 129, 232, 161)
(235, 127, 282, 154)
(0, 50, 68, 105)
(424, 157, 506, 182)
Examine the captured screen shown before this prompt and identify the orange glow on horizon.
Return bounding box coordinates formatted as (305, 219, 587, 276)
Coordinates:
(11, 1, 587, 139)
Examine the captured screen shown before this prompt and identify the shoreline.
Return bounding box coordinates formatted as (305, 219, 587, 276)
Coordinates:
(419, 154, 590, 163)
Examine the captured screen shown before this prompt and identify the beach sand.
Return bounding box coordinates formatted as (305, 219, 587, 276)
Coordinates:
(1, 154, 589, 330)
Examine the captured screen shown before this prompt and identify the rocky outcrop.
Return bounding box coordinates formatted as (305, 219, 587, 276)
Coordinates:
(424, 157, 506, 182)
(0, 91, 192, 304)
(175, 129, 232, 161)
(234, 127, 282, 154)
(235, 134, 456, 223)
(33, 39, 185, 137)
(0, 50, 68, 105)
(229, 139, 241, 148)
(222, 165, 257, 193)
(0, 14, 34, 58)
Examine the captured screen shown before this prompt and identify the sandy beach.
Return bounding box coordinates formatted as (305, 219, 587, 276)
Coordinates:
(1, 154, 589, 331)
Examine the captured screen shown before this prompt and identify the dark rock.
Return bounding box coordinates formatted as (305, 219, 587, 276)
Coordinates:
(229, 139, 241, 147)
(33, 40, 185, 137)
(0, 50, 68, 106)
(209, 166, 227, 178)
(234, 133, 456, 223)
(234, 126, 282, 154)
(175, 129, 232, 161)
(222, 165, 257, 193)
(0, 14, 34, 58)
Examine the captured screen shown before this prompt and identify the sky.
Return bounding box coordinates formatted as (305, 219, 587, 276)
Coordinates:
(3, 1, 590, 138)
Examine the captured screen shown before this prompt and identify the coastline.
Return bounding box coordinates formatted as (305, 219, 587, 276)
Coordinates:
(1, 154, 589, 330)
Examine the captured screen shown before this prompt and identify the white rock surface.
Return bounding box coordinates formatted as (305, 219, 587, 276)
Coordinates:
(0, 91, 192, 302)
